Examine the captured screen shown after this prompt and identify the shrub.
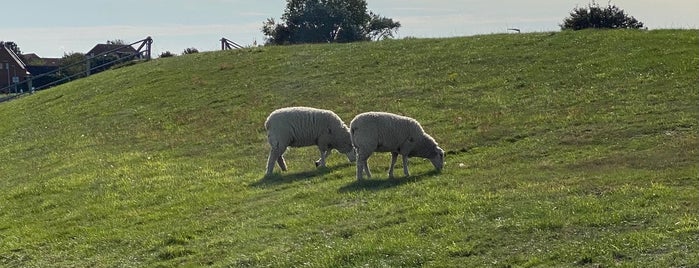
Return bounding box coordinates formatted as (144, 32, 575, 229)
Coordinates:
(182, 48, 199, 55)
(561, 1, 644, 30)
(159, 51, 176, 58)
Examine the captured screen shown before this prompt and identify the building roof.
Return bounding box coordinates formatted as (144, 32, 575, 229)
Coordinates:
(86, 44, 138, 57)
(41, 58, 62, 66)
(22, 53, 62, 67)
(0, 43, 28, 70)
(22, 53, 41, 62)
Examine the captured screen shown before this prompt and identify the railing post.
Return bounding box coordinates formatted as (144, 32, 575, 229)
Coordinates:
(221, 38, 243, 50)
(145, 37, 152, 60)
(86, 55, 91, 76)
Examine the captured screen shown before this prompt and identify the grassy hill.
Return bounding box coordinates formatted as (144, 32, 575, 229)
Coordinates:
(0, 29, 697, 267)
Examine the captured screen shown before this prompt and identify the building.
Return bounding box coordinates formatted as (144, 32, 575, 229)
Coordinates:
(23, 53, 62, 67)
(23, 53, 63, 91)
(86, 43, 140, 73)
(86, 43, 139, 58)
(0, 42, 30, 92)
(1, 39, 149, 93)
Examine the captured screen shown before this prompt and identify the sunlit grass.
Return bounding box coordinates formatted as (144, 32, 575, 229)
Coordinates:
(0, 29, 697, 267)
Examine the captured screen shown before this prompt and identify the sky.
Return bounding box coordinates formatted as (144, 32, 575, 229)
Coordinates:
(1, 0, 697, 58)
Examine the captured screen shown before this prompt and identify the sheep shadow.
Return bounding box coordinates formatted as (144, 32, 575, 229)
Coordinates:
(337, 170, 439, 193)
(250, 163, 352, 188)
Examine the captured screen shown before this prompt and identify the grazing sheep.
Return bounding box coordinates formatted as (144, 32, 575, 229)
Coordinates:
(265, 107, 356, 176)
(350, 112, 444, 180)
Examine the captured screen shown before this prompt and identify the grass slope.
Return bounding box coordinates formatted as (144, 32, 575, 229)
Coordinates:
(0, 29, 697, 267)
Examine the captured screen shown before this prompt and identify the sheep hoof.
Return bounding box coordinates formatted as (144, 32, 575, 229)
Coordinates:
(315, 161, 320, 167)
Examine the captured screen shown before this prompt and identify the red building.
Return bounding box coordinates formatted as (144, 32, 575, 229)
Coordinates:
(0, 42, 30, 92)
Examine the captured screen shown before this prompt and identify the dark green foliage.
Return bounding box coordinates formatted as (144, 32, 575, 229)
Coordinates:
(106, 39, 127, 45)
(2, 41, 22, 55)
(159, 51, 176, 58)
(262, 0, 400, 45)
(182, 48, 199, 55)
(59, 52, 87, 79)
(561, 1, 644, 30)
(89, 54, 128, 74)
(367, 12, 401, 40)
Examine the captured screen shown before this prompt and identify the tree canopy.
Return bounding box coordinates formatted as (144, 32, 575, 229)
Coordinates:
(561, 2, 644, 30)
(262, 0, 400, 45)
(3, 41, 22, 55)
(106, 39, 127, 45)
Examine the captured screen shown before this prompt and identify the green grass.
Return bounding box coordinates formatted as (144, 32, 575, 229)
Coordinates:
(0, 29, 697, 267)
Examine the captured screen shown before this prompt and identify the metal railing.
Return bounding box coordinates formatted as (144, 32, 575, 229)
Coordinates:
(221, 38, 244, 50)
(1, 37, 153, 103)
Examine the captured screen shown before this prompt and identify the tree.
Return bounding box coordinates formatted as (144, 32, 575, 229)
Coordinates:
(2, 41, 22, 55)
(561, 1, 644, 30)
(367, 12, 401, 41)
(262, 0, 400, 45)
(59, 52, 87, 80)
(107, 39, 127, 45)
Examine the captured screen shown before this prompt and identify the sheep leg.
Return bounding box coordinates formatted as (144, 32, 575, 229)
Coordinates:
(315, 148, 329, 167)
(364, 161, 372, 179)
(357, 159, 372, 180)
(402, 154, 410, 177)
(356, 150, 372, 180)
(266, 146, 287, 175)
(355, 158, 365, 180)
(277, 154, 287, 171)
(388, 152, 399, 178)
(363, 156, 372, 179)
(266, 155, 275, 175)
(266, 148, 280, 175)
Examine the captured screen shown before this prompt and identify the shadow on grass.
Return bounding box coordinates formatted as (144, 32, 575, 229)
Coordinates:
(338, 170, 440, 193)
(250, 163, 352, 188)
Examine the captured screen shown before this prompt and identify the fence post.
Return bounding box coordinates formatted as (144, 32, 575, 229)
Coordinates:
(86, 55, 91, 76)
(145, 37, 152, 60)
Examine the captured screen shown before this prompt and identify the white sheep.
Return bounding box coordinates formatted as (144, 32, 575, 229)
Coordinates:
(350, 112, 444, 180)
(265, 106, 356, 176)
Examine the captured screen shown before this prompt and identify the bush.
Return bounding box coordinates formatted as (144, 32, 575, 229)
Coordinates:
(182, 48, 199, 55)
(159, 51, 176, 58)
(561, 2, 644, 30)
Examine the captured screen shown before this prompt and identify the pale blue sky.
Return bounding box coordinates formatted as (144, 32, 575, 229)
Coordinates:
(1, 1, 697, 58)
